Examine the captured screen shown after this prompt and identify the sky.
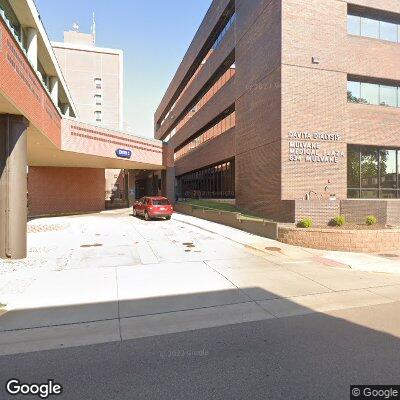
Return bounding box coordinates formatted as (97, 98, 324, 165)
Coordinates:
(35, 0, 212, 138)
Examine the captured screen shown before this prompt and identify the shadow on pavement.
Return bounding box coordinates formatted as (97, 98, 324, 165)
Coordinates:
(0, 286, 399, 399)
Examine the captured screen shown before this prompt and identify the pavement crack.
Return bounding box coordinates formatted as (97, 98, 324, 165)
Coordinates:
(203, 260, 261, 306)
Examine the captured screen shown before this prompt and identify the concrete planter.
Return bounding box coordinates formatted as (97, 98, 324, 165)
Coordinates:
(174, 203, 278, 240)
(278, 226, 400, 252)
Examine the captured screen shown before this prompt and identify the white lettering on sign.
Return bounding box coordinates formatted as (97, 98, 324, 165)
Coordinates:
(289, 131, 340, 141)
(288, 132, 344, 163)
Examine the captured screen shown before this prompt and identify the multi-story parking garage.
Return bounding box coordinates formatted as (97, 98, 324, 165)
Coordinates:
(0, 0, 169, 259)
(155, 0, 400, 225)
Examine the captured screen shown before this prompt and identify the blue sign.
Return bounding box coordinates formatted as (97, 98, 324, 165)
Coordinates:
(116, 149, 132, 159)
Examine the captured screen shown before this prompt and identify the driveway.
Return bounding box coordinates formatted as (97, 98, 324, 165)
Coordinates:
(1, 209, 400, 356)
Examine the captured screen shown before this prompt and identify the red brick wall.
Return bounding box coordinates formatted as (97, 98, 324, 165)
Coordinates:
(0, 18, 61, 147)
(28, 167, 105, 217)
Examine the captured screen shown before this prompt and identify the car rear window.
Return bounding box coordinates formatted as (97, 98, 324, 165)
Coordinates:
(151, 199, 170, 205)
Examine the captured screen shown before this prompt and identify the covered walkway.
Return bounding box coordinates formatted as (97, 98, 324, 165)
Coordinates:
(0, 4, 172, 259)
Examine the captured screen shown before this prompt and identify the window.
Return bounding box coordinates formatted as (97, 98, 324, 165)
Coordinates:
(94, 94, 102, 105)
(380, 21, 398, 42)
(94, 78, 102, 89)
(361, 148, 378, 189)
(348, 10, 400, 43)
(380, 85, 398, 107)
(360, 82, 379, 105)
(347, 14, 361, 35)
(348, 79, 400, 108)
(177, 159, 235, 199)
(212, 13, 236, 51)
(94, 111, 102, 122)
(347, 146, 400, 199)
(380, 149, 397, 191)
(360, 17, 379, 39)
(347, 146, 360, 189)
(347, 81, 361, 102)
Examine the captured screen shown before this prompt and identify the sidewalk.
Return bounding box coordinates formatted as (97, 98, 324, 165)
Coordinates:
(173, 212, 400, 274)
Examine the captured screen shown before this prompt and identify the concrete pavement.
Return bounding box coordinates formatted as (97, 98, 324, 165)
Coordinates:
(1, 301, 400, 400)
(1, 209, 400, 356)
(174, 212, 400, 273)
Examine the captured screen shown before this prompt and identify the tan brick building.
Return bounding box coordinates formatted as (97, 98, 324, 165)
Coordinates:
(52, 31, 123, 131)
(155, 0, 400, 225)
(52, 30, 127, 202)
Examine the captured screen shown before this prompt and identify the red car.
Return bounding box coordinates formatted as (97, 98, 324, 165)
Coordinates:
(133, 196, 173, 221)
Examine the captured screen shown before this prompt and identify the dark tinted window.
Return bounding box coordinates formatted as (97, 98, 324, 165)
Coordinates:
(151, 199, 170, 206)
(347, 145, 400, 199)
(380, 149, 397, 189)
(361, 148, 378, 188)
(347, 146, 360, 188)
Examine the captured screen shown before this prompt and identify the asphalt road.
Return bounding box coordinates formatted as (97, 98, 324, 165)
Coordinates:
(1, 301, 400, 400)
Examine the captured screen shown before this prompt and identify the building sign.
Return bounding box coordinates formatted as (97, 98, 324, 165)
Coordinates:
(288, 131, 344, 163)
(115, 149, 132, 159)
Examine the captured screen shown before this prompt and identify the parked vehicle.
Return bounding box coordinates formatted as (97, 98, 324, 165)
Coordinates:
(133, 197, 173, 220)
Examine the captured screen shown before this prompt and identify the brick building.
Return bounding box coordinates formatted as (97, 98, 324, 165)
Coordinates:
(155, 0, 400, 225)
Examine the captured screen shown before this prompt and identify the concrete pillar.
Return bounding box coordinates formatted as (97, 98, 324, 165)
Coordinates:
(49, 77, 59, 105)
(26, 28, 38, 70)
(162, 167, 176, 204)
(128, 170, 136, 206)
(62, 104, 70, 117)
(162, 144, 176, 204)
(0, 115, 29, 259)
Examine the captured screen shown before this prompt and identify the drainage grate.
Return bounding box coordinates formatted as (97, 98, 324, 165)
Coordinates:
(265, 247, 282, 252)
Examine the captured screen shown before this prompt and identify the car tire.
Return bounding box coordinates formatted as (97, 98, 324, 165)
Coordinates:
(144, 211, 150, 221)
(165, 216, 171, 220)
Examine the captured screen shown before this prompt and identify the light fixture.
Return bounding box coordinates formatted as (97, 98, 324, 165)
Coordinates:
(312, 57, 320, 64)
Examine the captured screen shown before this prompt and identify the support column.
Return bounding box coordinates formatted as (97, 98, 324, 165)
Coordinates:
(127, 170, 136, 206)
(49, 77, 59, 105)
(163, 167, 176, 204)
(0, 115, 29, 259)
(62, 104, 70, 117)
(26, 28, 38, 70)
(162, 144, 176, 204)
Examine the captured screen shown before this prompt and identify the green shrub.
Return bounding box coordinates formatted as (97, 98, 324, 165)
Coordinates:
(366, 215, 377, 226)
(297, 218, 313, 228)
(329, 215, 346, 227)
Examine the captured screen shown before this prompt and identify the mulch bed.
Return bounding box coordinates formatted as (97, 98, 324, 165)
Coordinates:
(27, 224, 67, 233)
(313, 223, 389, 230)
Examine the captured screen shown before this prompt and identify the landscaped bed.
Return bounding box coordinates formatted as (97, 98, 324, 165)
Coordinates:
(306, 223, 390, 230)
(278, 225, 400, 252)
